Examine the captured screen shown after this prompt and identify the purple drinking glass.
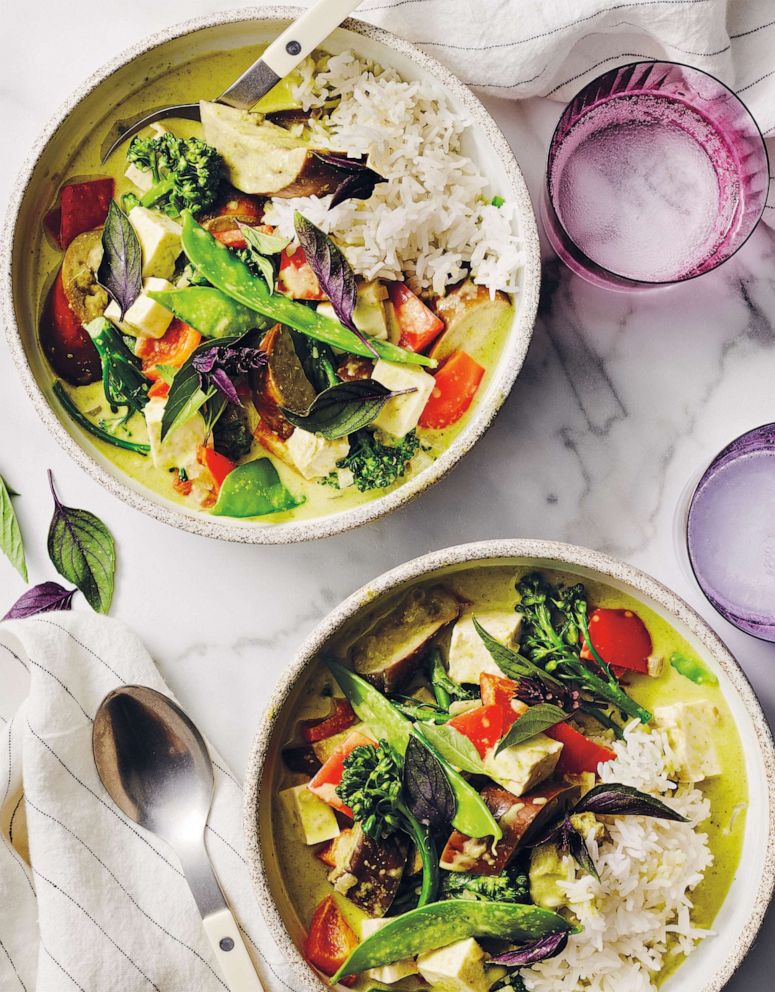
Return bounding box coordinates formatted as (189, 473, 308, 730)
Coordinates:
(542, 61, 769, 291)
(681, 424, 775, 641)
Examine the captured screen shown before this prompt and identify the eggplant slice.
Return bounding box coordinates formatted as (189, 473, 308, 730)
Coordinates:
(328, 823, 406, 917)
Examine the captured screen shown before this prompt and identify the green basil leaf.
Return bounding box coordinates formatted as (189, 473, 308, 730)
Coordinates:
(161, 336, 241, 441)
(496, 703, 567, 754)
(282, 380, 415, 440)
(251, 252, 277, 295)
(419, 722, 486, 775)
(0, 476, 27, 581)
(238, 224, 290, 256)
(47, 472, 115, 613)
(98, 200, 142, 318)
(211, 458, 304, 517)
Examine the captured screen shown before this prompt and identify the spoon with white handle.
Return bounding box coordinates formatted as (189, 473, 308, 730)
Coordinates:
(102, 0, 363, 159)
(93, 685, 264, 992)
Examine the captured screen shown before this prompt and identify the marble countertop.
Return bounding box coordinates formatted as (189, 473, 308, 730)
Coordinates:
(2, 2, 774, 988)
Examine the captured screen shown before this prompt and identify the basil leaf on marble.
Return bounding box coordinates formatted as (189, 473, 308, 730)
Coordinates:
(0, 475, 27, 581)
(4, 581, 76, 620)
(47, 471, 116, 614)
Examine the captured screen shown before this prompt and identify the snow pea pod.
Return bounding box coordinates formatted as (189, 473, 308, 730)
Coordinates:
(148, 287, 271, 339)
(180, 212, 435, 367)
(211, 458, 304, 518)
(326, 661, 501, 841)
(669, 651, 718, 686)
(331, 900, 573, 982)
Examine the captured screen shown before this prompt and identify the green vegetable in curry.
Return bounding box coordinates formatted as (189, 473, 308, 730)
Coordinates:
(127, 133, 223, 217)
(211, 458, 303, 517)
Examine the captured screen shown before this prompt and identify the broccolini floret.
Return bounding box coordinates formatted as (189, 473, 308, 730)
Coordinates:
(126, 133, 222, 217)
(337, 429, 420, 492)
(439, 865, 530, 903)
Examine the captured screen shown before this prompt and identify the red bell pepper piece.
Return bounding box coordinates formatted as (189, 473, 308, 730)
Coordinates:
(199, 447, 236, 491)
(304, 896, 358, 985)
(148, 380, 170, 399)
(580, 608, 653, 675)
(211, 221, 275, 250)
(301, 698, 357, 744)
(388, 281, 444, 353)
(47, 178, 114, 249)
(448, 703, 505, 758)
(419, 350, 485, 430)
(136, 319, 202, 380)
(479, 673, 524, 731)
(278, 246, 326, 300)
(308, 729, 375, 816)
(39, 270, 101, 385)
(214, 193, 265, 222)
(545, 722, 616, 775)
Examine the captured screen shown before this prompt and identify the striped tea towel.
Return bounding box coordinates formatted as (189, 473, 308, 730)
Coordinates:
(0, 612, 295, 992)
(356, 0, 775, 220)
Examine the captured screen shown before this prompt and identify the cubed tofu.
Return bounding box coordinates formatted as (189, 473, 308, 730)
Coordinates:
(483, 734, 563, 797)
(654, 700, 722, 783)
(318, 281, 389, 340)
(286, 428, 349, 480)
(417, 938, 489, 992)
(447, 611, 522, 684)
(279, 783, 340, 846)
(311, 721, 372, 764)
(105, 277, 175, 338)
(128, 206, 183, 279)
(144, 396, 206, 471)
(360, 919, 418, 984)
(370, 359, 436, 438)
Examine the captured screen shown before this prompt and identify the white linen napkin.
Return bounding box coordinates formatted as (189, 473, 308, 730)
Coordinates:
(0, 612, 295, 992)
(359, 0, 775, 222)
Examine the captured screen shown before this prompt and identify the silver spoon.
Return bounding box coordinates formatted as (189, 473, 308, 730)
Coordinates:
(93, 685, 264, 992)
(101, 0, 363, 160)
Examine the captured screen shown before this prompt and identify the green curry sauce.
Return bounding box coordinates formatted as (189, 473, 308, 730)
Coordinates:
(273, 566, 747, 990)
(33, 47, 514, 523)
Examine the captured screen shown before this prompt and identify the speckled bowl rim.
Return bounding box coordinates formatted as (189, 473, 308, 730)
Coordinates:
(243, 538, 775, 992)
(0, 6, 540, 545)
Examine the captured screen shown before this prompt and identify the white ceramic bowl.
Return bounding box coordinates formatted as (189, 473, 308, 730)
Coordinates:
(0, 7, 540, 544)
(243, 539, 775, 992)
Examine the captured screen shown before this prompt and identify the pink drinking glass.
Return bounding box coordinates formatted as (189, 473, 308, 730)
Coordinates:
(542, 61, 769, 291)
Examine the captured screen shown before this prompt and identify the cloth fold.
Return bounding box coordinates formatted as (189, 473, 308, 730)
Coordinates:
(0, 613, 294, 992)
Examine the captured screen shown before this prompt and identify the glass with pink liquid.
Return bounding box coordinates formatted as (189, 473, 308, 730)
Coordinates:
(542, 62, 769, 290)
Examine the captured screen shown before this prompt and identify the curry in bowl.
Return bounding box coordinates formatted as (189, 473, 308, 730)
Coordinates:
(35, 46, 521, 523)
(272, 564, 746, 992)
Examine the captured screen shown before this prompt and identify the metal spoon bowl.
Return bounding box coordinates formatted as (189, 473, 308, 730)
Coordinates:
(93, 685, 264, 991)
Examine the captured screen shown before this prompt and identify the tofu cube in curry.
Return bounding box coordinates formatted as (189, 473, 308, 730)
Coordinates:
(279, 783, 340, 846)
(127, 206, 183, 280)
(654, 699, 722, 783)
(447, 610, 522, 684)
(416, 937, 490, 992)
(483, 734, 563, 798)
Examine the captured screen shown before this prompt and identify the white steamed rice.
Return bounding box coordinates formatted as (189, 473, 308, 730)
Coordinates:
(262, 52, 524, 296)
(523, 723, 714, 992)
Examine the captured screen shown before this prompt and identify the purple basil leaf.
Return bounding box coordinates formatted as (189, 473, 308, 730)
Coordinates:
(403, 734, 455, 831)
(567, 821, 599, 881)
(574, 783, 688, 822)
(97, 200, 142, 318)
(209, 367, 242, 406)
(293, 212, 378, 358)
(331, 171, 386, 209)
(491, 930, 569, 966)
(4, 581, 76, 620)
(313, 152, 372, 174)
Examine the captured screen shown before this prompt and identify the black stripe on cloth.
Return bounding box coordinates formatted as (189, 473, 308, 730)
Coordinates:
(238, 924, 297, 992)
(0, 643, 28, 672)
(33, 866, 161, 990)
(25, 796, 228, 989)
(731, 17, 775, 40)
(360, 0, 434, 10)
(29, 618, 124, 681)
(737, 68, 775, 93)
(546, 52, 655, 95)
(24, 654, 91, 721)
(0, 935, 27, 991)
(206, 824, 247, 866)
(8, 794, 23, 843)
(26, 719, 184, 876)
(212, 759, 240, 788)
(3, 721, 12, 807)
(414, 0, 715, 51)
(41, 945, 87, 992)
(0, 833, 35, 895)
